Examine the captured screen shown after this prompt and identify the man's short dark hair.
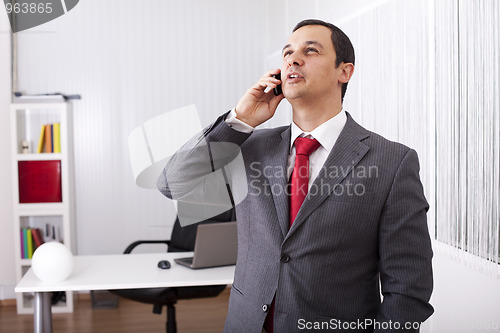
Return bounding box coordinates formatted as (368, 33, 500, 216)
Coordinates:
(293, 19, 355, 101)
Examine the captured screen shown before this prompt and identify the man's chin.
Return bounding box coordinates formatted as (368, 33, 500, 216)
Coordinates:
(283, 88, 304, 101)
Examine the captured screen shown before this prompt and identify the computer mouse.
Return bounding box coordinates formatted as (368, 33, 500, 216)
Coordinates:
(157, 260, 171, 269)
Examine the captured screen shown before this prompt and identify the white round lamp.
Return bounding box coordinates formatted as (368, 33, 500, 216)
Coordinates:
(32, 242, 74, 282)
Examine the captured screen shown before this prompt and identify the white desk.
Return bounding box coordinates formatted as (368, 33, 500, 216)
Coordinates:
(15, 252, 235, 333)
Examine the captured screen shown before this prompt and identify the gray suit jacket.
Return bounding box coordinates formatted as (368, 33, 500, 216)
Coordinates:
(158, 111, 433, 333)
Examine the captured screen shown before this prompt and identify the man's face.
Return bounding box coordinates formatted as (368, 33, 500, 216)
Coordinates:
(281, 25, 340, 102)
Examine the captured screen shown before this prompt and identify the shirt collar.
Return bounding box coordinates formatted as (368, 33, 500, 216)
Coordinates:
(290, 109, 347, 153)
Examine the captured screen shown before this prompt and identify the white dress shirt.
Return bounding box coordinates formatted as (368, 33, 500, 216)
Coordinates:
(226, 108, 347, 188)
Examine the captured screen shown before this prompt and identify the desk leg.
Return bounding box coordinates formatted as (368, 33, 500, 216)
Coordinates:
(34, 292, 53, 333)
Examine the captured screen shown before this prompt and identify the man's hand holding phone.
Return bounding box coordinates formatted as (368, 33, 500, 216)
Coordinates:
(235, 69, 284, 128)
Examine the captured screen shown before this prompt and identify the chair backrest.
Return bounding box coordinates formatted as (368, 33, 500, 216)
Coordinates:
(168, 205, 235, 253)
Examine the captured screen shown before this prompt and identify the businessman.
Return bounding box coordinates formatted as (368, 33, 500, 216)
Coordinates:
(158, 19, 433, 332)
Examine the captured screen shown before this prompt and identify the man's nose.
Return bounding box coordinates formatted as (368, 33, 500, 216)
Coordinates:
(287, 54, 304, 67)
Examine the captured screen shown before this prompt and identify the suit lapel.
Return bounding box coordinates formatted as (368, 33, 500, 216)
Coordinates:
(261, 126, 292, 239)
(286, 113, 371, 239)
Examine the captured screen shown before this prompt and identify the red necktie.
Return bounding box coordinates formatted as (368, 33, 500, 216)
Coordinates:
(264, 137, 320, 333)
(289, 137, 321, 226)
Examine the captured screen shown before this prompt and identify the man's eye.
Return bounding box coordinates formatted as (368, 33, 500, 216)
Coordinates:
(306, 48, 318, 53)
(283, 50, 292, 57)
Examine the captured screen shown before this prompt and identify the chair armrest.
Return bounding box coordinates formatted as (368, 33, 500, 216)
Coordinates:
(123, 240, 171, 254)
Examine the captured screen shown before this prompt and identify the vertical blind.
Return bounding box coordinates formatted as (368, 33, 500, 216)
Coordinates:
(339, 0, 499, 271)
(339, 0, 433, 237)
(435, 0, 500, 266)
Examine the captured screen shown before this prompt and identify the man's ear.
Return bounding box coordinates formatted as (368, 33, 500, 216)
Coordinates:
(338, 63, 355, 83)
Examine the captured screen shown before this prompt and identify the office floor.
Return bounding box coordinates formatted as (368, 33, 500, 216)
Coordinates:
(0, 289, 230, 333)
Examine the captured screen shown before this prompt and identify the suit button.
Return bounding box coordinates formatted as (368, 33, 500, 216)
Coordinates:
(280, 254, 290, 263)
(262, 304, 269, 312)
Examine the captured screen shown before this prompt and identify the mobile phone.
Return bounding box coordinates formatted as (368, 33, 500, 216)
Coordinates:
(272, 73, 282, 96)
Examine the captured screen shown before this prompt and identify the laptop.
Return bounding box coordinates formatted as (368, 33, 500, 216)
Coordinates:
(174, 221, 238, 269)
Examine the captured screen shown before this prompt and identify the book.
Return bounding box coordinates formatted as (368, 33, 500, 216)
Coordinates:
(20, 229, 25, 259)
(27, 228, 34, 259)
(22, 229, 28, 259)
(32, 228, 45, 248)
(44, 124, 52, 153)
(53, 123, 61, 153)
(36, 125, 45, 154)
(50, 124, 54, 153)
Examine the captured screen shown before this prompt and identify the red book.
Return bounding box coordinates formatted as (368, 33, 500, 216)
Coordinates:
(31, 228, 45, 248)
(18, 160, 62, 203)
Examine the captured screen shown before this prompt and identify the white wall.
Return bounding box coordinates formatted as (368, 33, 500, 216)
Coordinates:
(265, 0, 390, 52)
(13, 0, 267, 257)
(0, 6, 15, 290)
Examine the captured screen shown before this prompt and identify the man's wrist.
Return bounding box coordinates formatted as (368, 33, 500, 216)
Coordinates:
(225, 108, 255, 133)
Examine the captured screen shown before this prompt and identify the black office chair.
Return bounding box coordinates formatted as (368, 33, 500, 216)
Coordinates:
(109, 206, 235, 333)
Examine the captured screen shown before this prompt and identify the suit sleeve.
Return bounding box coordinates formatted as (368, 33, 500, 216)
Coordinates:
(375, 148, 434, 332)
(157, 112, 251, 224)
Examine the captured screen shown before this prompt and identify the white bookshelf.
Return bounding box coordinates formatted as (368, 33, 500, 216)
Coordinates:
(10, 102, 76, 314)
